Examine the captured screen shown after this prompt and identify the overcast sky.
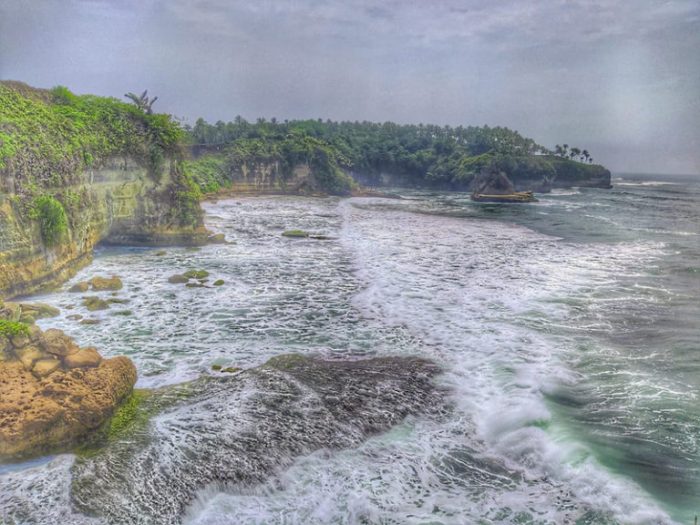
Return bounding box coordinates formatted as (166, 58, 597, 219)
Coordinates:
(1, 0, 698, 175)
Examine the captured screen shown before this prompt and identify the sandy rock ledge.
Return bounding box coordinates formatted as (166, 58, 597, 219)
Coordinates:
(0, 303, 136, 459)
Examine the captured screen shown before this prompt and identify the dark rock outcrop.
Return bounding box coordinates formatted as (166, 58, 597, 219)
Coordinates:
(67, 354, 446, 524)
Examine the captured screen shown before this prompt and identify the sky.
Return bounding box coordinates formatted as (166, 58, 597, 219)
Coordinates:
(1, 0, 699, 175)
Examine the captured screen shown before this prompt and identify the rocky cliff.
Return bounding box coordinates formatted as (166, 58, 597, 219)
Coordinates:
(0, 82, 208, 298)
(350, 155, 611, 193)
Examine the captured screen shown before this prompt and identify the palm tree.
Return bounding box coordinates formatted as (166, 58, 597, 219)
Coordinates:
(582, 149, 590, 163)
(124, 90, 158, 114)
(570, 147, 581, 160)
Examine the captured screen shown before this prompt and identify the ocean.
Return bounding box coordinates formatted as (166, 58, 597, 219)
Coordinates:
(1, 174, 698, 524)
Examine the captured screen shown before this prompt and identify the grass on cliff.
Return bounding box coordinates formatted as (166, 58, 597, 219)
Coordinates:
(30, 195, 69, 246)
(0, 81, 203, 236)
(0, 82, 183, 183)
(0, 319, 29, 338)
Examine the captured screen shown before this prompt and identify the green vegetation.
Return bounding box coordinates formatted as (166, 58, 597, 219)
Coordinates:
(0, 81, 201, 244)
(0, 82, 183, 183)
(184, 155, 228, 194)
(105, 390, 150, 439)
(30, 195, 68, 246)
(187, 117, 604, 191)
(0, 319, 29, 338)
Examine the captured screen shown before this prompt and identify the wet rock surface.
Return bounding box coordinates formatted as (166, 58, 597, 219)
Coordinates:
(68, 354, 446, 524)
(0, 303, 137, 459)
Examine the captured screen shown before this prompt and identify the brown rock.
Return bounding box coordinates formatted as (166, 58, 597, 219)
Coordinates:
(28, 324, 43, 342)
(0, 356, 137, 459)
(90, 276, 123, 291)
(83, 296, 109, 311)
(18, 302, 60, 320)
(32, 358, 60, 378)
(16, 346, 44, 370)
(11, 333, 30, 349)
(68, 281, 90, 293)
(63, 347, 102, 369)
(41, 329, 79, 356)
(79, 319, 101, 325)
(207, 233, 227, 244)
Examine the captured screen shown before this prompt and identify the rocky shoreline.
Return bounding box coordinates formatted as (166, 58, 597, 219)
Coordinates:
(0, 300, 136, 460)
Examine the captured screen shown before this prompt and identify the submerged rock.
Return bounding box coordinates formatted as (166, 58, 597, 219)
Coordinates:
(83, 297, 109, 311)
(282, 229, 310, 238)
(69, 354, 445, 524)
(183, 269, 209, 279)
(207, 232, 228, 244)
(89, 276, 123, 291)
(167, 274, 189, 284)
(69, 282, 90, 293)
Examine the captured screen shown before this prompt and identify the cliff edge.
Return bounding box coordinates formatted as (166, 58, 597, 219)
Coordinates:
(0, 81, 208, 298)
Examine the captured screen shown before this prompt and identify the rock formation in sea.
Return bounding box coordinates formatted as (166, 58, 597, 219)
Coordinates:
(0, 301, 136, 459)
(66, 354, 446, 524)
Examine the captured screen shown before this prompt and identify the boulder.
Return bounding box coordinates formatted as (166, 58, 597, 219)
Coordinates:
(42, 328, 80, 357)
(90, 276, 123, 291)
(83, 297, 109, 311)
(32, 357, 60, 378)
(207, 233, 227, 244)
(10, 333, 30, 349)
(17, 302, 60, 320)
(0, 356, 136, 459)
(167, 274, 188, 284)
(183, 269, 209, 279)
(16, 346, 44, 370)
(69, 281, 90, 293)
(63, 347, 102, 369)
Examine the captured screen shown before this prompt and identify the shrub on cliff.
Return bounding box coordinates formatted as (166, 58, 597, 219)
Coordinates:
(0, 82, 184, 191)
(31, 195, 69, 247)
(0, 319, 29, 338)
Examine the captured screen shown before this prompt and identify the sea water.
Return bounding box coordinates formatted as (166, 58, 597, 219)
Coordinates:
(1, 174, 698, 524)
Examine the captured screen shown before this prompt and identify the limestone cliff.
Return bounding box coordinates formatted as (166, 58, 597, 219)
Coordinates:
(0, 82, 208, 298)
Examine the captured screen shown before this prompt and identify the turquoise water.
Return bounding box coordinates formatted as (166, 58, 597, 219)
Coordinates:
(1, 175, 698, 524)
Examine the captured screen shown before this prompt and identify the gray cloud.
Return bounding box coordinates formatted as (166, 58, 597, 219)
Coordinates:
(1, 0, 698, 175)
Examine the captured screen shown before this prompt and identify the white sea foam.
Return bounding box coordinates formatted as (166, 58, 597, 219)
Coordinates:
(4, 194, 683, 524)
(184, 199, 676, 523)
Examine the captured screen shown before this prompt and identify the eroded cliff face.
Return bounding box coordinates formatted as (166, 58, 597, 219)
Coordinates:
(349, 159, 611, 193)
(0, 82, 208, 299)
(226, 161, 314, 194)
(0, 156, 208, 298)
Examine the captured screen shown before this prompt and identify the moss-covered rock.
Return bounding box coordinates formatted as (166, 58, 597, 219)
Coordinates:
(183, 269, 209, 279)
(90, 276, 123, 291)
(83, 297, 110, 311)
(167, 274, 188, 284)
(282, 229, 309, 238)
(69, 282, 90, 293)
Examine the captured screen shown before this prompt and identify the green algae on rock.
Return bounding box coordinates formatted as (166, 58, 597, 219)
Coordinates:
(282, 229, 310, 238)
(83, 297, 110, 311)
